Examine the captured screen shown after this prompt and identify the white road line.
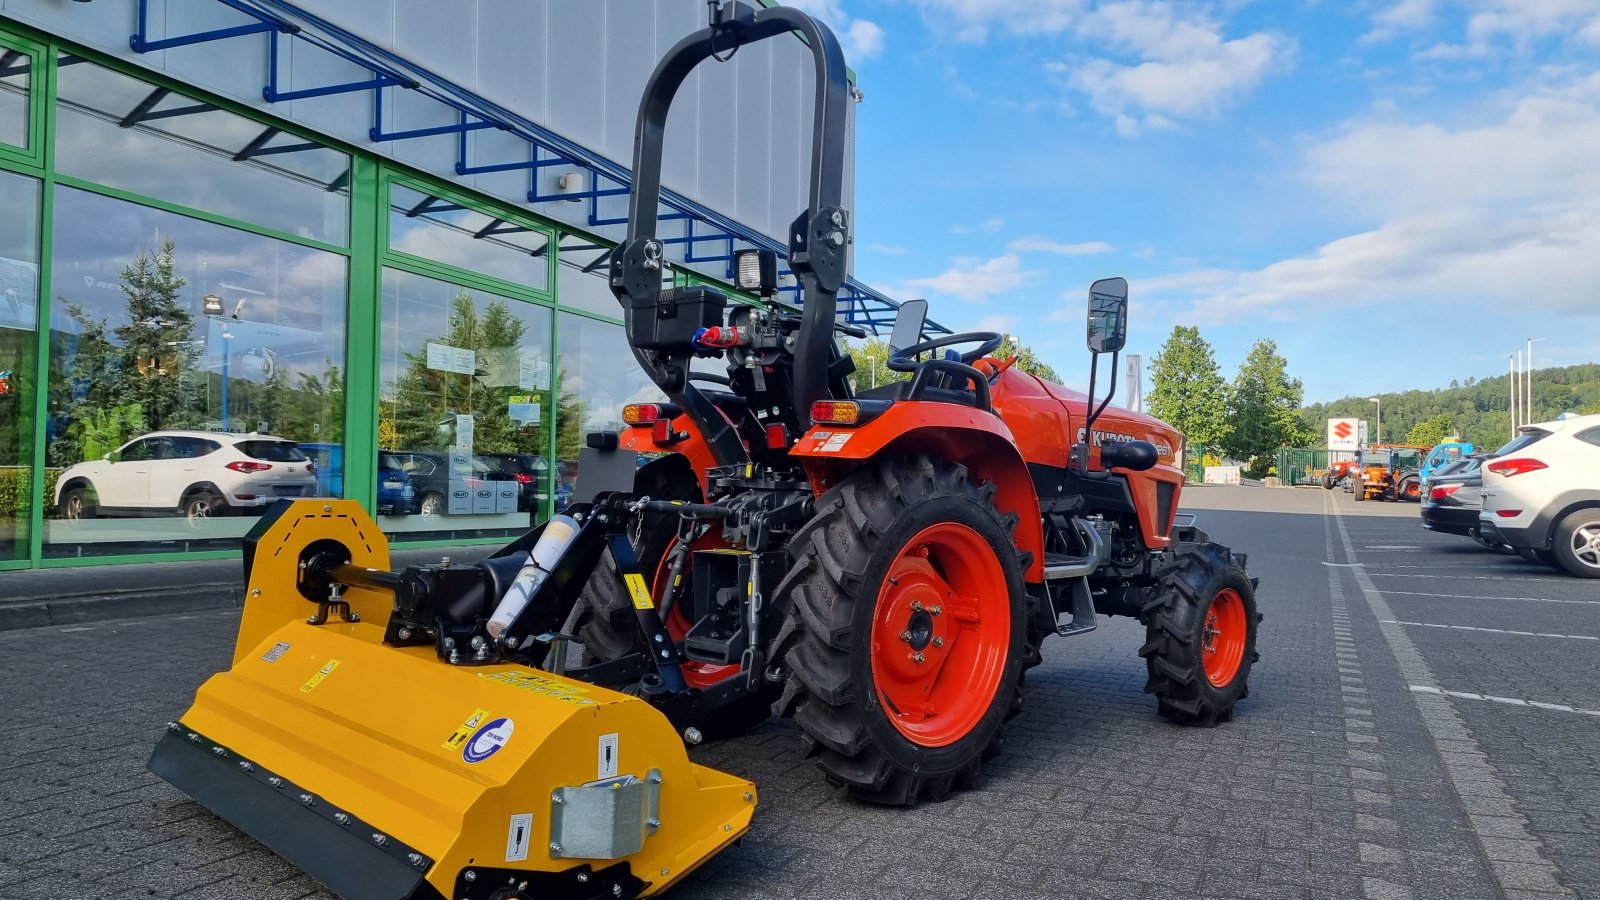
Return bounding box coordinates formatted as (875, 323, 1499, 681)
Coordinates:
(1370, 572, 1572, 584)
(1327, 490, 1573, 897)
(1382, 620, 1599, 641)
(58, 626, 95, 633)
(1409, 686, 1600, 717)
(1379, 590, 1600, 606)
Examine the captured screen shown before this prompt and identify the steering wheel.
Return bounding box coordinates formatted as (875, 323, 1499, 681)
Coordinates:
(887, 332, 1004, 372)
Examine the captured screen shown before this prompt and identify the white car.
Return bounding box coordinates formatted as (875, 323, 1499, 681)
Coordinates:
(1478, 413, 1600, 578)
(56, 431, 318, 521)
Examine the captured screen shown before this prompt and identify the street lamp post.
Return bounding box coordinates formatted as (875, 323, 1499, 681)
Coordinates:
(1368, 397, 1381, 445)
(219, 329, 233, 433)
(1525, 337, 1544, 426)
(1509, 354, 1518, 439)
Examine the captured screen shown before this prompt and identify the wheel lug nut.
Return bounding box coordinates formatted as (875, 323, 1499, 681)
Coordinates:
(932, 637, 944, 647)
(899, 630, 912, 642)
(910, 600, 923, 612)
(912, 652, 925, 664)
(929, 605, 942, 615)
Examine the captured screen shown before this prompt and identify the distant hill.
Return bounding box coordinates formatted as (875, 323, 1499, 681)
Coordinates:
(1300, 364, 1600, 452)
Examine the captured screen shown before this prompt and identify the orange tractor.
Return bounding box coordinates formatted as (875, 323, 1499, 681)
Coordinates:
(1352, 444, 1428, 502)
(149, 13, 1263, 897)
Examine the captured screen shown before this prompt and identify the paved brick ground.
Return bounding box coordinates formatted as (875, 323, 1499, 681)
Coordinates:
(0, 486, 1594, 899)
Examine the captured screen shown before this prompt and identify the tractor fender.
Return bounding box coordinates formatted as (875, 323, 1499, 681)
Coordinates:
(791, 401, 1046, 583)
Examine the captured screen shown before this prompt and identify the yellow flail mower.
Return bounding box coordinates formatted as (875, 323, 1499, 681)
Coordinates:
(150, 500, 755, 900)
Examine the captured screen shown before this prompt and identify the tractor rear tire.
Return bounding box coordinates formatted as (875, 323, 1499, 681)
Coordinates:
(1400, 478, 1421, 502)
(773, 455, 1026, 806)
(1321, 473, 1335, 490)
(1140, 543, 1260, 726)
(1352, 478, 1366, 501)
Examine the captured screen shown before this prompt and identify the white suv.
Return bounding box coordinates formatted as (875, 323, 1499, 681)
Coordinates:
(56, 431, 318, 522)
(1478, 413, 1600, 579)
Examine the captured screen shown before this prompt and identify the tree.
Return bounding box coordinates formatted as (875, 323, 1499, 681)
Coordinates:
(112, 240, 196, 430)
(1222, 339, 1310, 465)
(1405, 414, 1454, 447)
(1147, 325, 1230, 450)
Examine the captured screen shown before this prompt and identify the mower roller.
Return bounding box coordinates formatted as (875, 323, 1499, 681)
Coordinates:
(152, 4, 1260, 898)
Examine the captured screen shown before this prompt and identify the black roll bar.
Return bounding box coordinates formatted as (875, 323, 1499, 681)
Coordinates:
(610, 3, 851, 467)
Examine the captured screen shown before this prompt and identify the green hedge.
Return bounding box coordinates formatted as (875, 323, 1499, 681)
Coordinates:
(0, 466, 61, 522)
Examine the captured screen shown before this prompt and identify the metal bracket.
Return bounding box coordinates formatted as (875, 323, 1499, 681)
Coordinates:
(307, 583, 360, 626)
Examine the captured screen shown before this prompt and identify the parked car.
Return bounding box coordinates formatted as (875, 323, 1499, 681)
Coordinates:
(1478, 414, 1600, 578)
(1420, 455, 1497, 545)
(480, 453, 551, 513)
(56, 431, 316, 522)
(298, 444, 418, 516)
(382, 450, 509, 517)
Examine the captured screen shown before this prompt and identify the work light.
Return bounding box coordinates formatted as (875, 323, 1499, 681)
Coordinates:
(733, 248, 778, 297)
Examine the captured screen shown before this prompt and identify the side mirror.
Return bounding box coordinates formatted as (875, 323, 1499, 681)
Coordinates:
(1087, 277, 1129, 354)
(888, 298, 928, 355)
(104, 452, 118, 464)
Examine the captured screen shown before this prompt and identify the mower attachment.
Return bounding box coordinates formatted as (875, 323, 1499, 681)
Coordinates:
(150, 501, 757, 900)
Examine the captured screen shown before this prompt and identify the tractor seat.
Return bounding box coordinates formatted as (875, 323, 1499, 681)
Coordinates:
(856, 380, 982, 408)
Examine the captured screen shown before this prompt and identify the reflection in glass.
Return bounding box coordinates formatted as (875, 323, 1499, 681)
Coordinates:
(555, 239, 621, 317)
(379, 268, 553, 537)
(0, 171, 39, 561)
(45, 187, 347, 557)
(555, 313, 664, 506)
(0, 46, 29, 149)
(55, 56, 350, 244)
(388, 184, 549, 291)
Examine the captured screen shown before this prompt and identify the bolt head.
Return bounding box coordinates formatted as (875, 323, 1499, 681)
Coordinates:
(552, 794, 565, 805)
(612, 885, 624, 897)
(899, 630, 912, 642)
(323, 504, 332, 512)
(577, 872, 589, 883)
(463, 870, 476, 882)
(372, 833, 387, 846)
(910, 600, 923, 611)
(932, 637, 945, 648)
(660, 868, 669, 877)
(550, 842, 562, 853)
(830, 209, 845, 227)
(268, 777, 282, 788)
(929, 605, 942, 615)
(212, 746, 226, 756)
(334, 812, 350, 825)
(237, 761, 252, 771)
(250, 588, 261, 597)
(743, 792, 754, 802)
(827, 230, 845, 247)
(408, 852, 423, 866)
(299, 793, 315, 805)
(912, 652, 926, 664)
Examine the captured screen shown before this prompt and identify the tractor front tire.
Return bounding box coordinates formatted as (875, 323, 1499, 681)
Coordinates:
(1140, 543, 1260, 726)
(773, 455, 1026, 806)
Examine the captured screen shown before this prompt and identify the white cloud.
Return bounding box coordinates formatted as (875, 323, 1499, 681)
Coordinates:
(784, 0, 887, 61)
(949, 216, 1004, 235)
(866, 243, 909, 255)
(1008, 236, 1115, 255)
(1367, 0, 1600, 53)
(1059, 3, 1295, 131)
(1143, 73, 1600, 323)
(905, 254, 1038, 302)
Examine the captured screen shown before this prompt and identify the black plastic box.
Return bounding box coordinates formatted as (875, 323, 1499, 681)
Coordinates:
(627, 286, 727, 351)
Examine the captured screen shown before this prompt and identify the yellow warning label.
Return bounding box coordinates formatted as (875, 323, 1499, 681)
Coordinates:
(443, 707, 491, 752)
(624, 572, 654, 610)
(479, 671, 598, 706)
(299, 658, 341, 693)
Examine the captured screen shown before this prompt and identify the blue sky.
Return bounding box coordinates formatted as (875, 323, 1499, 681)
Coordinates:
(789, 0, 1600, 403)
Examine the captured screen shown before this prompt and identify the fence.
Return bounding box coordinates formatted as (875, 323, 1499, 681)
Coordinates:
(1275, 448, 1332, 486)
(1182, 442, 1205, 483)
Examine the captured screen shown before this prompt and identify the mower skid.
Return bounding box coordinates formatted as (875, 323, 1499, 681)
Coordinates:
(150, 619, 756, 900)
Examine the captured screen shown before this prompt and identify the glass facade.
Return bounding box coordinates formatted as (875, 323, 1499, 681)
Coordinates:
(0, 24, 711, 568)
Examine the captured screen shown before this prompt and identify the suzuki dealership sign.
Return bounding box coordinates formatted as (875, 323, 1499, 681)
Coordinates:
(1328, 418, 1364, 451)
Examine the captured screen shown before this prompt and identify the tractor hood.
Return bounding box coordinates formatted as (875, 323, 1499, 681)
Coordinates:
(990, 367, 1184, 469)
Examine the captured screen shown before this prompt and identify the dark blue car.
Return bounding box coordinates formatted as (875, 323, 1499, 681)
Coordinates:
(298, 443, 418, 516)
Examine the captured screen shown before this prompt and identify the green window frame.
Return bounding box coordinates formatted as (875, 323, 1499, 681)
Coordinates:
(0, 30, 47, 170)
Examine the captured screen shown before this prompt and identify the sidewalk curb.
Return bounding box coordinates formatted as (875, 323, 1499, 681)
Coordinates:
(0, 583, 243, 632)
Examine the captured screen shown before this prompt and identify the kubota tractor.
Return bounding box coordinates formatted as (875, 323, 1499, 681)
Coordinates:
(150, 7, 1260, 898)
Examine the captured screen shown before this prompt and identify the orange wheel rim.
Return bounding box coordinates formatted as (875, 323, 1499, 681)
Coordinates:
(655, 535, 739, 690)
(1202, 588, 1247, 688)
(869, 522, 1010, 748)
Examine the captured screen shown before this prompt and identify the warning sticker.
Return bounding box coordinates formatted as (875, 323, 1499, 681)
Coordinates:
(598, 733, 619, 779)
(479, 671, 599, 706)
(443, 707, 491, 752)
(505, 813, 533, 862)
(623, 572, 654, 610)
(261, 641, 292, 663)
(298, 659, 341, 693)
(818, 433, 853, 453)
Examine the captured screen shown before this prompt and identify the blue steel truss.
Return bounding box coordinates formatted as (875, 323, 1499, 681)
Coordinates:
(127, 0, 941, 334)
